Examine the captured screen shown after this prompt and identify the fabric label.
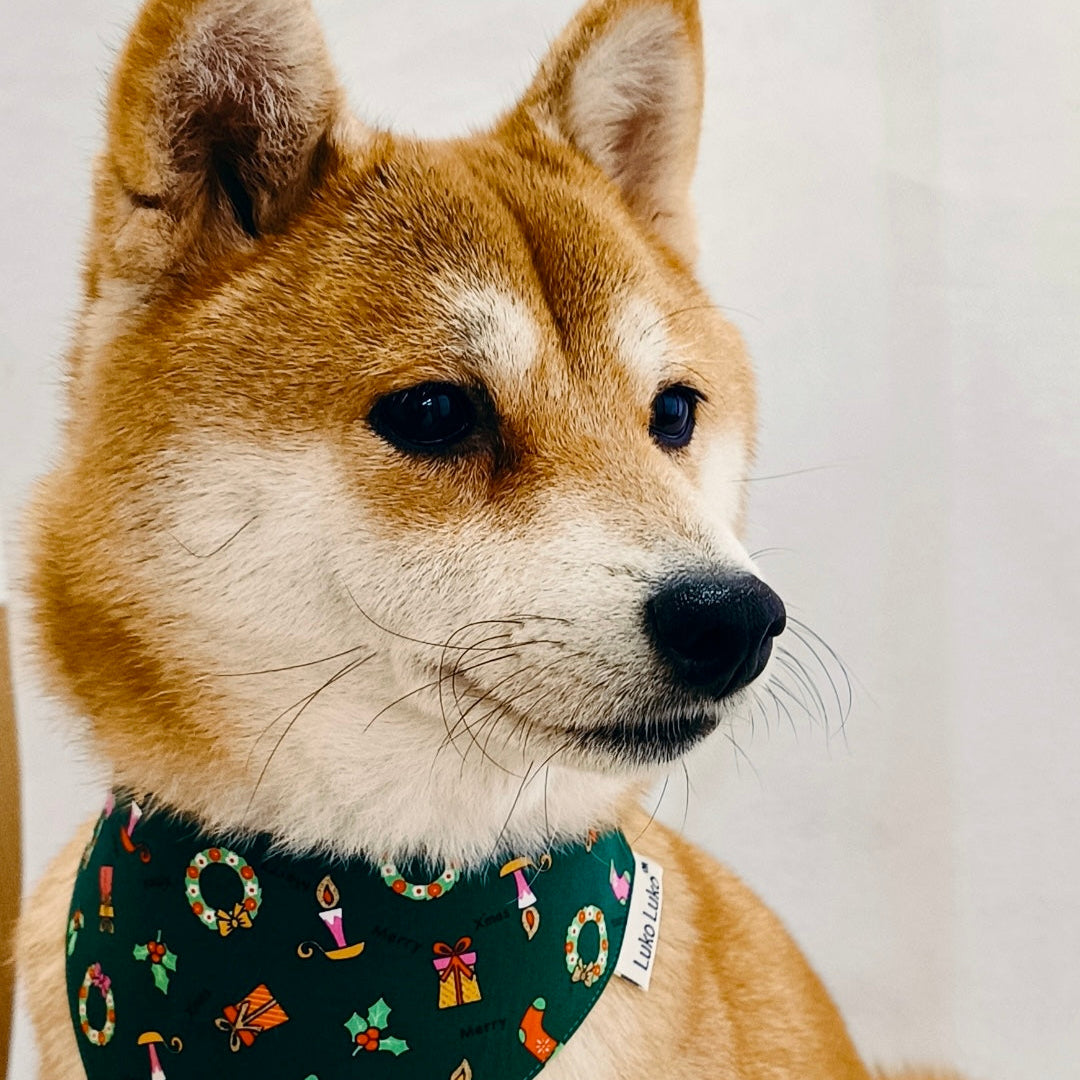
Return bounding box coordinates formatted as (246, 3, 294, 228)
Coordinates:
(614, 851, 664, 991)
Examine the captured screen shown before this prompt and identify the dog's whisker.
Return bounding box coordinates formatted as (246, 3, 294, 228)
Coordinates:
(341, 579, 571, 652)
(169, 514, 258, 559)
(746, 687, 771, 742)
(433, 620, 573, 772)
(769, 676, 825, 736)
(437, 653, 529, 776)
(743, 463, 840, 484)
(494, 761, 536, 850)
(748, 546, 791, 561)
(778, 639, 836, 734)
(774, 650, 830, 735)
(445, 655, 573, 777)
(246, 651, 375, 809)
(445, 669, 539, 777)
(680, 759, 692, 834)
(430, 638, 587, 779)
(493, 735, 576, 851)
(745, 689, 760, 744)
(496, 654, 603, 767)
(448, 651, 576, 746)
(764, 683, 799, 740)
(459, 674, 564, 780)
(442, 649, 590, 765)
(543, 765, 552, 846)
(640, 301, 758, 342)
(245, 656, 366, 762)
(211, 642, 369, 678)
(480, 677, 568, 766)
(757, 685, 775, 738)
(718, 723, 762, 786)
(447, 634, 527, 726)
(787, 615, 854, 723)
(631, 772, 671, 845)
(363, 650, 521, 734)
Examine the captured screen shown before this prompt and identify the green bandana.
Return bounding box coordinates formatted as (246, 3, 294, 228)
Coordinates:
(66, 794, 633, 1079)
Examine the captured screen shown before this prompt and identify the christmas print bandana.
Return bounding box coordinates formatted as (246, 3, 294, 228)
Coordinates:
(66, 794, 633, 1079)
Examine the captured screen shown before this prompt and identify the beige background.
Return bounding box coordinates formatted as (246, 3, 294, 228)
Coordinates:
(3, 1, 1079, 1077)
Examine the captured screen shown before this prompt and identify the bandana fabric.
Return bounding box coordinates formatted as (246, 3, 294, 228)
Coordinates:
(66, 794, 633, 1080)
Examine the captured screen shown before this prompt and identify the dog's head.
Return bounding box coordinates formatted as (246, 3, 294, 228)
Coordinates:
(30, 0, 784, 861)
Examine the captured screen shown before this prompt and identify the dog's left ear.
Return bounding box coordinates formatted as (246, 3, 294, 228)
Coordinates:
(508, 0, 704, 263)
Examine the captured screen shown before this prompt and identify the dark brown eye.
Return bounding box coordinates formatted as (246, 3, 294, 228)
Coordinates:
(368, 382, 476, 455)
(650, 385, 702, 449)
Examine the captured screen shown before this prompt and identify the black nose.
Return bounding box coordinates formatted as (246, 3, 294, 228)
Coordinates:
(645, 573, 786, 697)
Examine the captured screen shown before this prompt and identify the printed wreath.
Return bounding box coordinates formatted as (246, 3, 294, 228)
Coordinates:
(379, 862, 459, 901)
(564, 906, 609, 986)
(78, 964, 116, 1046)
(185, 847, 262, 932)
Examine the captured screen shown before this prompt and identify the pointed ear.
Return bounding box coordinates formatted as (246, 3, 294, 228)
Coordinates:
(94, 0, 356, 283)
(511, 0, 704, 262)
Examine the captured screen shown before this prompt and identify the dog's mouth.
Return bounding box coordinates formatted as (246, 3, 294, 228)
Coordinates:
(441, 670, 729, 769)
(560, 710, 721, 767)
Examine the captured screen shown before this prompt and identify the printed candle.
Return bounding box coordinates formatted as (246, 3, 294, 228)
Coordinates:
(316, 876, 346, 949)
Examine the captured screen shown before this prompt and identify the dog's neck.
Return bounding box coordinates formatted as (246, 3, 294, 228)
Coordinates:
(110, 736, 643, 868)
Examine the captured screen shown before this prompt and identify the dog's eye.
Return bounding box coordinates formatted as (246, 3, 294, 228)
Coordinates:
(650, 385, 701, 449)
(369, 382, 476, 454)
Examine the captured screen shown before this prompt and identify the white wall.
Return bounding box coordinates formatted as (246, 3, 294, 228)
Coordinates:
(2, 1, 1078, 1077)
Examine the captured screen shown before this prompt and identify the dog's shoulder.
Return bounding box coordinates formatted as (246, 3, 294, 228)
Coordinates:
(622, 807, 872, 1078)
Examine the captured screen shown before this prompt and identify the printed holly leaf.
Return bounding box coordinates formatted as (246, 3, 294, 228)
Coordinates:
(366, 998, 391, 1031)
(151, 964, 171, 994)
(132, 944, 150, 962)
(379, 1037, 409, 1057)
(162, 949, 178, 972)
(344, 1013, 364, 1039)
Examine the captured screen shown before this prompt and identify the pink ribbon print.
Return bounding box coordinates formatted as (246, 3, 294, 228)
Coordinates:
(89, 963, 112, 997)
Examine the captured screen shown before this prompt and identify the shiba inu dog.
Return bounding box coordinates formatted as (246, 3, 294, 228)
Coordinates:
(17, 0, 966, 1076)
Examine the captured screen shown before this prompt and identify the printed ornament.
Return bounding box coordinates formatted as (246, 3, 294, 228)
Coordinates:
(66, 910, 83, 957)
(137, 1031, 182, 1080)
(432, 937, 481, 1009)
(609, 861, 632, 905)
(98, 866, 115, 934)
(518, 998, 558, 1062)
(133, 931, 178, 994)
(215, 985, 289, 1052)
(77, 963, 116, 1047)
(380, 861, 459, 901)
(500, 856, 540, 939)
(185, 846, 262, 935)
(345, 998, 409, 1057)
(118, 800, 152, 862)
(565, 906, 609, 987)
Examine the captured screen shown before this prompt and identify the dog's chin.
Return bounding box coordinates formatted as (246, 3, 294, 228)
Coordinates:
(563, 710, 722, 769)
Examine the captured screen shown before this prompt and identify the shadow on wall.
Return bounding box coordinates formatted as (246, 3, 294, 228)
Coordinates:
(0, 603, 20, 1073)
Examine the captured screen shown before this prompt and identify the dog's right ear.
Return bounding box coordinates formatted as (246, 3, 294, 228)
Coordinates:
(91, 0, 356, 287)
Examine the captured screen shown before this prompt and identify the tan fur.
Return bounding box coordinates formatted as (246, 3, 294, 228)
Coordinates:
(18, 0, 962, 1076)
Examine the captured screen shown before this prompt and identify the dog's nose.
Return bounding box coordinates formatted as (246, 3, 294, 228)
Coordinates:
(645, 573, 786, 696)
